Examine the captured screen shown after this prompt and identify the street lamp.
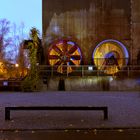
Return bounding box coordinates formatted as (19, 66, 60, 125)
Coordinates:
(15, 64, 19, 78)
(15, 63, 19, 68)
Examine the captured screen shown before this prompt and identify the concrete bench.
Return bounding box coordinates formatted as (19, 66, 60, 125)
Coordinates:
(5, 106, 108, 120)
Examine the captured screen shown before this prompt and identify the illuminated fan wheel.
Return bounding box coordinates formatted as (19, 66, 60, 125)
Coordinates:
(93, 39, 129, 75)
(48, 39, 82, 74)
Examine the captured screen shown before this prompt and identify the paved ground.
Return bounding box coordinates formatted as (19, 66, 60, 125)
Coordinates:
(0, 91, 140, 130)
(1, 129, 140, 140)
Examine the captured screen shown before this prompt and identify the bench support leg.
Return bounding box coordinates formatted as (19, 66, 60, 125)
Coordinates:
(5, 108, 10, 120)
(104, 108, 108, 120)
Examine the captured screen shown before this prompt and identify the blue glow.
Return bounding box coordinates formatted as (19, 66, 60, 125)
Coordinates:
(0, 0, 42, 35)
(93, 39, 129, 59)
(53, 26, 60, 33)
(105, 51, 118, 58)
(77, 48, 82, 57)
(67, 41, 75, 46)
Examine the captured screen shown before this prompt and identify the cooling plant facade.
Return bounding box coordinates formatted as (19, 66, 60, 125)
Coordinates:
(42, 0, 140, 75)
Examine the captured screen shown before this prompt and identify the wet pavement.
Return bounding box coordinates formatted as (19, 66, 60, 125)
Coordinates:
(1, 91, 140, 129)
(0, 91, 140, 139)
(0, 129, 140, 140)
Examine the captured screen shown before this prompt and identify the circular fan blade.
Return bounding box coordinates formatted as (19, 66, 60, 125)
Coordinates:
(93, 39, 129, 75)
(49, 55, 60, 59)
(69, 60, 75, 65)
(67, 63, 73, 73)
(54, 60, 63, 66)
(53, 45, 63, 54)
(71, 55, 81, 60)
(57, 65, 63, 73)
(62, 40, 68, 53)
(48, 39, 82, 74)
(68, 45, 77, 54)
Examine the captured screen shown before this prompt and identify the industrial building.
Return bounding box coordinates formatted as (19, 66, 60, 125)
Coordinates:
(41, 0, 140, 91)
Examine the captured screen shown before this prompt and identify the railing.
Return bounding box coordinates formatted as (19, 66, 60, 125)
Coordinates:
(38, 65, 140, 78)
(0, 79, 22, 91)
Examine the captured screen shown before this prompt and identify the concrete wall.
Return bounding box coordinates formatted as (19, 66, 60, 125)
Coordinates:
(44, 77, 140, 91)
(131, 0, 140, 64)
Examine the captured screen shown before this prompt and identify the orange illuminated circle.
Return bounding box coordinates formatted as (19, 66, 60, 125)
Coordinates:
(93, 39, 129, 75)
(48, 39, 82, 74)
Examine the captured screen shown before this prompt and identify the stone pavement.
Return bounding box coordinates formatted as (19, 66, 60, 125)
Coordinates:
(0, 91, 140, 130)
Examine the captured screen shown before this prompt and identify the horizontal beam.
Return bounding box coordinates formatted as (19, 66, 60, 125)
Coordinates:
(5, 106, 108, 120)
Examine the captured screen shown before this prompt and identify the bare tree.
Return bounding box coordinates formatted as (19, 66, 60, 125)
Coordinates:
(6, 22, 27, 63)
(0, 19, 12, 61)
(0, 19, 29, 79)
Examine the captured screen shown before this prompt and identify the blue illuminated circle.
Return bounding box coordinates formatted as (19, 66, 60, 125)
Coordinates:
(92, 39, 129, 74)
(93, 39, 129, 60)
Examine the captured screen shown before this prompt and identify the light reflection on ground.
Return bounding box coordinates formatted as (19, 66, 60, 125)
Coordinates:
(0, 129, 140, 140)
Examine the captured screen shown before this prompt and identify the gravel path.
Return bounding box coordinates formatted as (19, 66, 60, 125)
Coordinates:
(0, 91, 140, 130)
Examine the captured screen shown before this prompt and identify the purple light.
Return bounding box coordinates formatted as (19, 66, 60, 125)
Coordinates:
(93, 39, 129, 63)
